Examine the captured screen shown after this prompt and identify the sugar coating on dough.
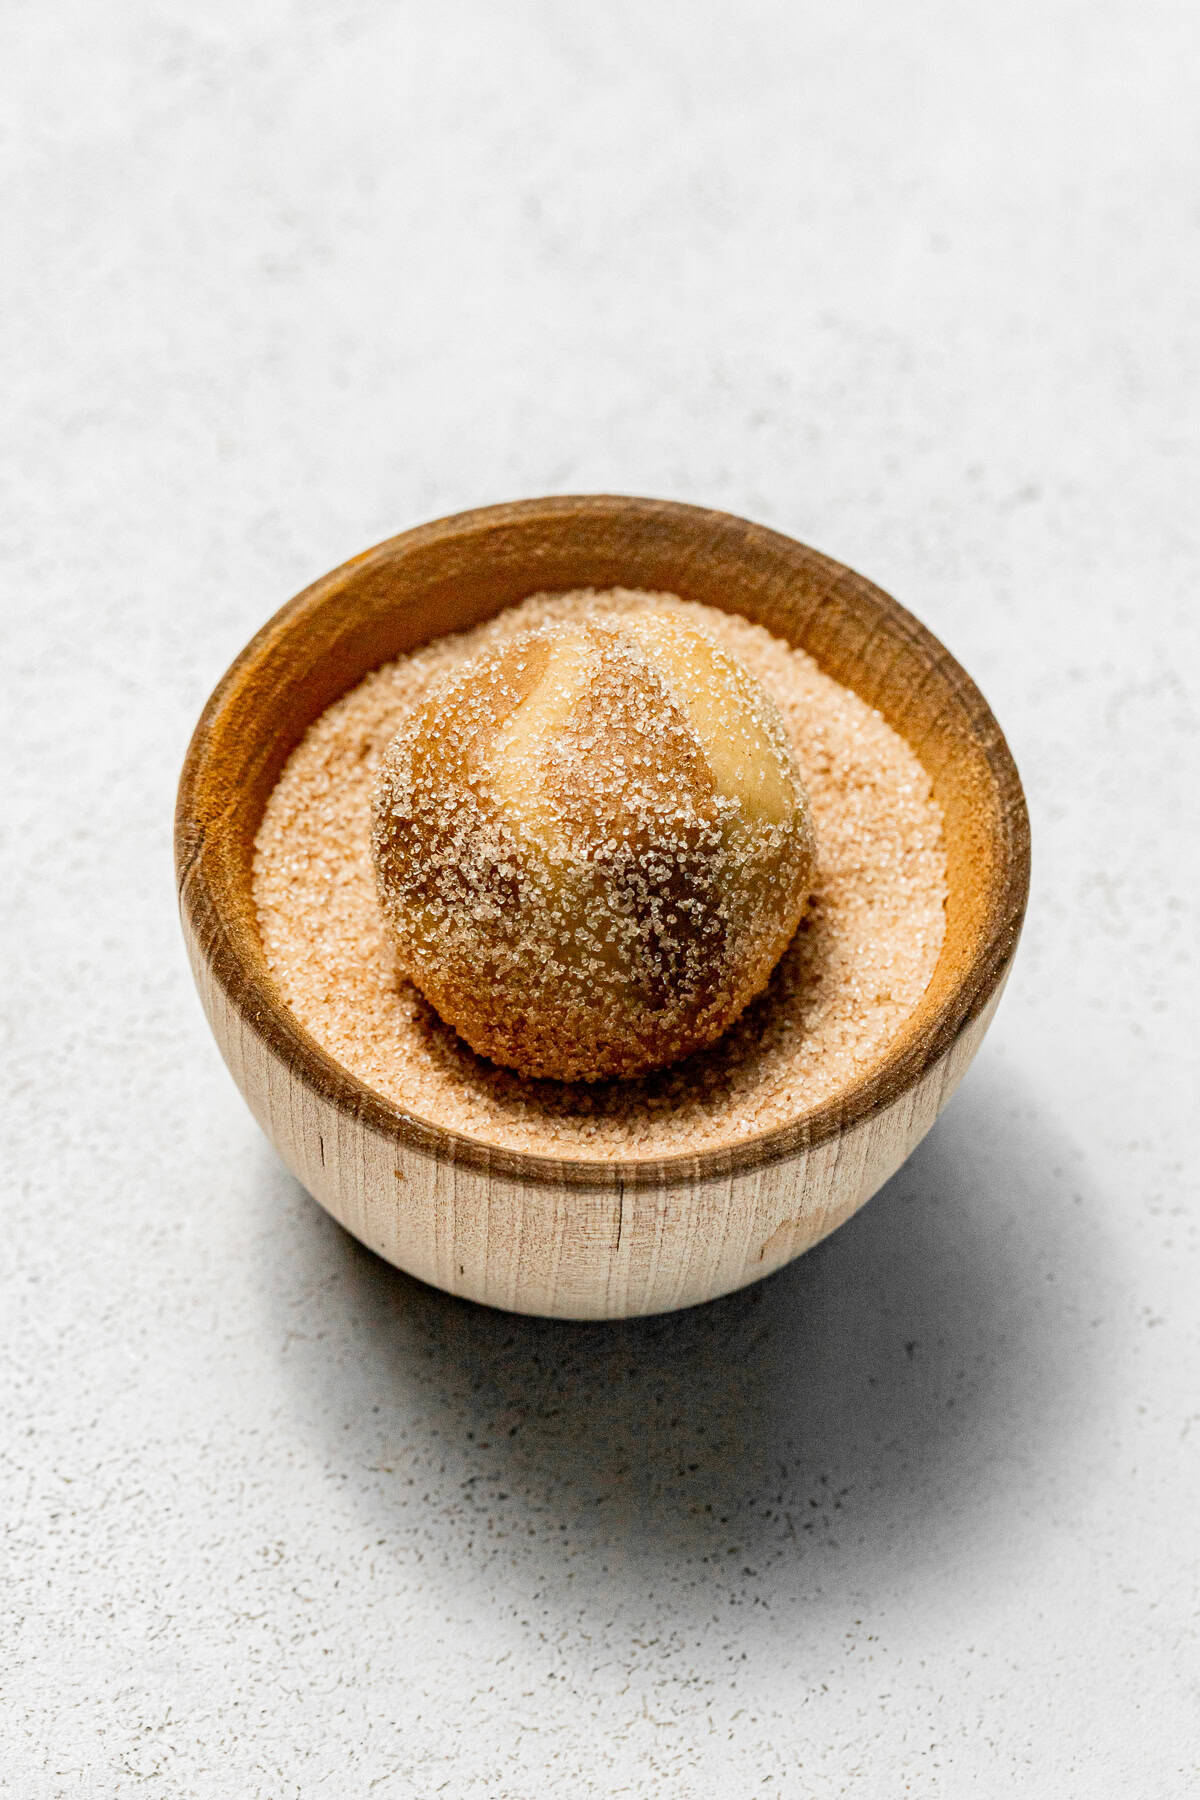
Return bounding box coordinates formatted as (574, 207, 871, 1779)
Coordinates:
(370, 614, 815, 1080)
(253, 588, 947, 1160)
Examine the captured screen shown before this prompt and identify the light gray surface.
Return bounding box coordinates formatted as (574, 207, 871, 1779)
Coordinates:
(4, 2, 1198, 1793)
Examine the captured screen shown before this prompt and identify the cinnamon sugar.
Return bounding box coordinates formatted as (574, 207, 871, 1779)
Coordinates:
(252, 589, 947, 1160)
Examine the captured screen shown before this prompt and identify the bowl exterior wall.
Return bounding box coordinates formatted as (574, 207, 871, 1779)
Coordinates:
(184, 908, 1006, 1319)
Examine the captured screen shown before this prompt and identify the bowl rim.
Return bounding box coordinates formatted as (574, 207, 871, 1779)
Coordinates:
(176, 494, 1030, 1191)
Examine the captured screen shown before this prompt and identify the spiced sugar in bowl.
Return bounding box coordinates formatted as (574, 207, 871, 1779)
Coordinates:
(175, 496, 1029, 1319)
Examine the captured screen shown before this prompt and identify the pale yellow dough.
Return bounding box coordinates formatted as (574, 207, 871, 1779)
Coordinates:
(370, 613, 816, 1081)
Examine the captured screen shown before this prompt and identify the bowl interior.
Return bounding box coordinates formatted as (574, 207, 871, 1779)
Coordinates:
(176, 495, 1029, 1184)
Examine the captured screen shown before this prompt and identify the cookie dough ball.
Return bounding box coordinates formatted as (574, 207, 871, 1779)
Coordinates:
(371, 612, 815, 1081)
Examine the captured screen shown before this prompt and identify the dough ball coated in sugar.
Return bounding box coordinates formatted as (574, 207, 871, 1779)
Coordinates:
(371, 613, 815, 1081)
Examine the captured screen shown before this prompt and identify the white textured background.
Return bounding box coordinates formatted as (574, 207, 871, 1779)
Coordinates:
(4, 2, 1198, 1794)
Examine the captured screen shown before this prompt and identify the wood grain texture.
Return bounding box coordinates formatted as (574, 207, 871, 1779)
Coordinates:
(175, 496, 1030, 1319)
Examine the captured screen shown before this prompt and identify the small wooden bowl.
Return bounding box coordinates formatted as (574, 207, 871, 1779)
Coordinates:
(176, 496, 1029, 1320)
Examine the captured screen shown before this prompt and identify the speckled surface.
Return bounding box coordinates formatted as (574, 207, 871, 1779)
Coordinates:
(3, 2, 1198, 1793)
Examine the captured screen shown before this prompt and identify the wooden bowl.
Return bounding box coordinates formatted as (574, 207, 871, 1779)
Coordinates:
(176, 496, 1029, 1320)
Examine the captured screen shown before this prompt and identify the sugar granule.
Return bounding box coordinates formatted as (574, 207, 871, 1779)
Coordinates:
(252, 588, 947, 1160)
